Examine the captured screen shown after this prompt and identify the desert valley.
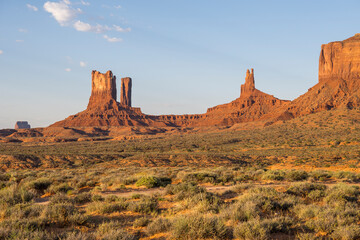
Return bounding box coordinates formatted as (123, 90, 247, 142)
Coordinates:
(1, 32, 360, 239)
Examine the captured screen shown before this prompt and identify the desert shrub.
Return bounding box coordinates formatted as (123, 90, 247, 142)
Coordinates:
(50, 193, 73, 204)
(73, 192, 92, 204)
(285, 170, 309, 181)
(296, 233, 317, 240)
(0, 226, 55, 239)
(133, 217, 150, 228)
(0, 184, 35, 206)
(231, 183, 254, 193)
(165, 182, 206, 200)
(105, 195, 120, 202)
(0, 173, 10, 182)
(286, 183, 326, 198)
(86, 201, 128, 214)
(26, 177, 52, 192)
(146, 218, 171, 235)
(239, 187, 300, 214)
(122, 176, 139, 185)
(128, 197, 159, 214)
(60, 231, 94, 240)
(2, 203, 44, 220)
(97, 221, 138, 240)
(309, 170, 332, 181)
(305, 203, 359, 233)
(182, 172, 219, 184)
(293, 204, 320, 219)
(183, 191, 223, 213)
(234, 217, 293, 240)
(135, 176, 171, 188)
(331, 224, 360, 240)
(172, 215, 232, 240)
(222, 200, 260, 222)
(333, 171, 360, 182)
(261, 170, 285, 181)
(91, 194, 104, 202)
(48, 183, 73, 194)
(42, 203, 80, 226)
(324, 184, 360, 204)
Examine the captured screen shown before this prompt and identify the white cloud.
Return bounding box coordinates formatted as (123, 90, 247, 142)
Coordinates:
(65, 68, 71, 72)
(80, 61, 86, 67)
(0, 50, 3, 55)
(114, 5, 121, 9)
(44, 0, 78, 26)
(18, 28, 28, 33)
(103, 35, 122, 42)
(73, 20, 92, 32)
(113, 25, 131, 32)
(15, 40, 24, 43)
(73, 20, 110, 33)
(27, 4, 38, 11)
(81, 0, 90, 6)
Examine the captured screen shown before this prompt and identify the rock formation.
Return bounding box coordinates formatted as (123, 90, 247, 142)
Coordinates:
(121, 77, 132, 107)
(87, 70, 117, 110)
(51, 34, 360, 128)
(271, 34, 360, 121)
(15, 121, 31, 129)
(241, 68, 255, 95)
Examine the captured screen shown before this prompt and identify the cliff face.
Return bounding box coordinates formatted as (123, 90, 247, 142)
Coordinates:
(273, 34, 360, 121)
(319, 34, 360, 83)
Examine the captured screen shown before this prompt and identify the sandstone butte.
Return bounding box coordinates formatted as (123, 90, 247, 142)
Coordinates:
(51, 34, 360, 128)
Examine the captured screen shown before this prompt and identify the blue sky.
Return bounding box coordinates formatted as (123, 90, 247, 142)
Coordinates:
(0, 0, 359, 129)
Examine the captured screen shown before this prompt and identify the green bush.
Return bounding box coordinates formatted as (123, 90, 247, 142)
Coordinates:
(135, 176, 171, 188)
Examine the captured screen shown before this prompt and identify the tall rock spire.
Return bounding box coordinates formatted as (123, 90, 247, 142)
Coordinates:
(240, 68, 255, 96)
(121, 77, 132, 107)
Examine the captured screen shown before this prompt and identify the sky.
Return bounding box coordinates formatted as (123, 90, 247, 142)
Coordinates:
(0, 0, 359, 129)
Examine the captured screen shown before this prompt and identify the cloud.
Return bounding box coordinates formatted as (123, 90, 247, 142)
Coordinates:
(103, 35, 122, 42)
(18, 28, 28, 33)
(81, 0, 90, 6)
(80, 61, 86, 67)
(65, 68, 71, 72)
(44, 0, 78, 26)
(15, 40, 24, 43)
(73, 20, 92, 32)
(27, 4, 38, 11)
(113, 25, 131, 33)
(0, 50, 3, 55)
(114, 5, 121, 9)
(73, 20, 110, 33)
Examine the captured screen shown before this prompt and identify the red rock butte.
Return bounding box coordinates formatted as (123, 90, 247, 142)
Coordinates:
(51, 34, 360, 128)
